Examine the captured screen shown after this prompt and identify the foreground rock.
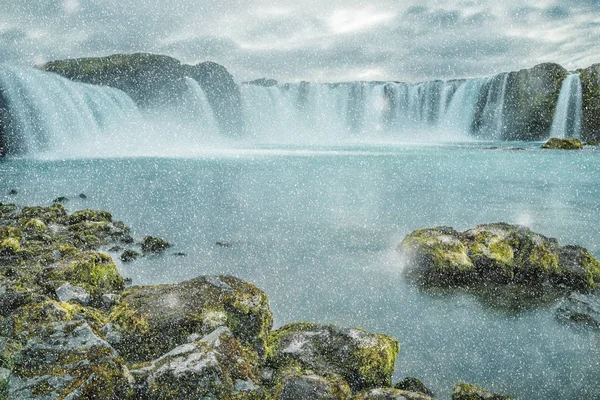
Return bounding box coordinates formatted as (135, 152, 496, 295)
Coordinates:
(110, 275, 273, 362)
(267, 323, 399, 393)
(542, 137, 583, 149)
(452, 383, 512, 400)
(357, 388, 434, 400)
(401, 223, 600, 290)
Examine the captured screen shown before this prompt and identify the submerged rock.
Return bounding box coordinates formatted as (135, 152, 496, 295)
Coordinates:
(120, 249, 140, 262)
(109, 275, 272, 362)
(452, 383, 512, 400)
(541, 137, 583, 149)
(267, 322, 399, 393)
(556, 293, 600, 330)
(53, 196, 69, 204)
(400, 223, 600, 290)
(140, 236, 171, 253)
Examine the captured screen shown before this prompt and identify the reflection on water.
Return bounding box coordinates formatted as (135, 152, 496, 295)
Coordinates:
(1, 142, 600, 399)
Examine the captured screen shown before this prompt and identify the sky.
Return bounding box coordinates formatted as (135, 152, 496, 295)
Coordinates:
(0, 0, 599, 83)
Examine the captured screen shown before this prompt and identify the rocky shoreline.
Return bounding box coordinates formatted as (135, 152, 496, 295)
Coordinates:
(0, 203, 522, 399)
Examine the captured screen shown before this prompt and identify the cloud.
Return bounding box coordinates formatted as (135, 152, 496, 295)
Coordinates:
(0, 0, 598, 82)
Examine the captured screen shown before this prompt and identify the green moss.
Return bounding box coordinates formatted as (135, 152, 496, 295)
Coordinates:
(20, 204, 66, 223)
(109, 301, 150, 336)
(67, 209, 112, 224)
(0, 227, 21, 241)
(22, 218, 47, 233)
(452, 382, 511, 400)
(140, 236, 171, 253)
(542, 138, 584, 149)
(48, 251, 124, 296)
(0, 238, 20, 255)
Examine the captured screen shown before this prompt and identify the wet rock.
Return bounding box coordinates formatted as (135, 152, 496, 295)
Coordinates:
(452, 383, 512, 400)
(79, 193, 87, 199)
(55, 282, 91, 305)
(101, 293, 121, 309)
(67, 209, 112, 224)
(8, 321, 132, 399)
(400, 223, 600, 290)
(140, 236, 171, 253)
(357, 388, 435, 400)
(541, 137, 583, 149)
(45, 251, 124, 296)
(130, 327, 264, 399)
(584, 140, 598, 146)
(394, 377, 434, 397)
(556, 293, 600, 330)
(109, 275, 272, 362)
(120, 249, 140, 262)
(108, 245, 123, 252)
(52, 196, 69, 204)
(172, 252, 186, 257)
(246, 78, 278, 87)
(276, 373, 352, 400)
(7, 190, 17, 196)
(267, 323, 399, 393)
(216, 241, 232, 248)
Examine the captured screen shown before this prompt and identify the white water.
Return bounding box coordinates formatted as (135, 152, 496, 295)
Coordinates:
(550, 73, 582, 139)
(0, 66, 584, 157)
(0, 65, 143, 155)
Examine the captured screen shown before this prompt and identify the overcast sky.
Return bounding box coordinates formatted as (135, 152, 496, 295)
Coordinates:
(1, 0, 599, 82)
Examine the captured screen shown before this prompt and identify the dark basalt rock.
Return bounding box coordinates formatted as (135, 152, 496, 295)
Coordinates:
(120, 249, 140, 262)
(394, 377, 434, 397)
(452, 383, 512, 400)
(580, 64, 600, 142)
(245, 78, 278, 87)
(42, 53, 188, 109)
(502, 63, 568, 141)
(140, 236, 171, 253)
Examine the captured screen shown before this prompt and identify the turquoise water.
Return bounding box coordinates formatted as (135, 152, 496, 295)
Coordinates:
(1, 142, 600, 399)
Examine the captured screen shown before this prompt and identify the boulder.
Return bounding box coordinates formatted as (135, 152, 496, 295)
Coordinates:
(267, 323, 399, 393)
(400, 223, 600, 290)
(541, 138, 583, 149)
(140, 236, 171, 253)
(502, 63, 568, 140)
(120, 250, 140, 262)
(130, 327, 264, 399)
(580, 64, 600, 142)
(8, 321, 132, 399)
(356, 388, 435, 400)
(452, 383, 511, 400)
(275, 373, 352, 400)
(394, 377, 434, 397)
(109, 275, 272, 362)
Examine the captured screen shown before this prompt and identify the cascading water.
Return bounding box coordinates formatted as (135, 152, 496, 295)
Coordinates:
(0, 65, 143, 155)
(549, 73, 582, 139)
(181, 78, 220, 134)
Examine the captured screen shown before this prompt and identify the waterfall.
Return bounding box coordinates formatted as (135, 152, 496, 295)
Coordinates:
(0, 65, 142, 155)
(549, 73, 582, 139)
(182, 78, 220, 134)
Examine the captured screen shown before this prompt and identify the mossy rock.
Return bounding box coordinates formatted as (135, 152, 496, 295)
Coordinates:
(9, 320, 132, 399)
(452, 383, 511, 400)
(275, 372, 352, 400)
(120, 250, 140, 262)
(400, 227, 475, 285)
(45, 251, 124, 297)
(267, 323, 399, 393)
(130, 327, 264, 399)
(109, 275, 272, 363)
(67, 209, 112, 224)
(401, 223, 600, 291)
(22, 218, 46, 234)
(19, 204, 66, 224)
(541, 138, 583, 149)
(356, 387, 435, 400)
(394, 377, 434, 397)
(140, 236, 171, 253)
